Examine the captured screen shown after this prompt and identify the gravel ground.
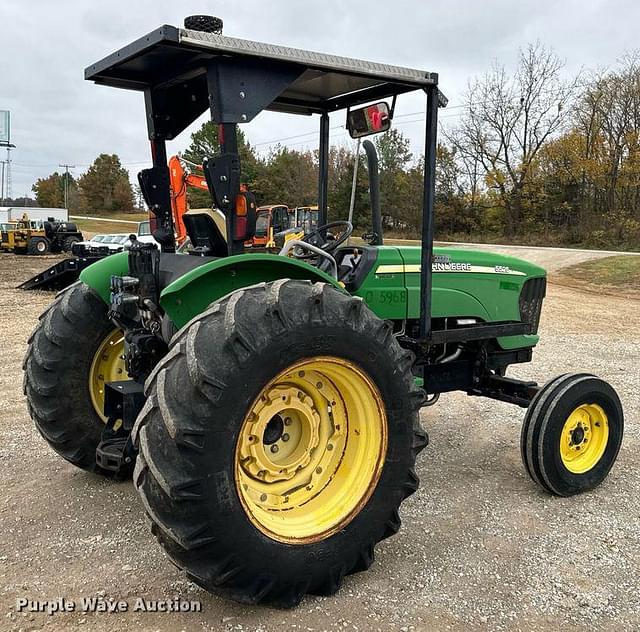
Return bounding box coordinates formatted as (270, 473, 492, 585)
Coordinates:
(0, 249, 638, 632)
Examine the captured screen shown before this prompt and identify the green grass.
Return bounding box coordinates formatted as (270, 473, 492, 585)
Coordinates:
(558, 256, 640, 291)
(69, 211, 148, 221)
(70, 213, 148, 238)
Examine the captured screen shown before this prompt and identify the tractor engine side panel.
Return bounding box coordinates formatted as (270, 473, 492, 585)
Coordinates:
(399, 246, 545, 350)
(352, 246, 502, 325)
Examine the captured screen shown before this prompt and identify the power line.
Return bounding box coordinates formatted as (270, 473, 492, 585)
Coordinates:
(7, 76, 629, 186)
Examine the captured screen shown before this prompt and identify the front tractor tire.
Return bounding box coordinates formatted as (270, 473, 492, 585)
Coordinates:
(23, 282, 125, 475)
(521, 373, 623, 496)
(134, 280, 427, 607)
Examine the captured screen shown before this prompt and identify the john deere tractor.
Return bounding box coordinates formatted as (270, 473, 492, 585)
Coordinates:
(24, 16, 624, 607)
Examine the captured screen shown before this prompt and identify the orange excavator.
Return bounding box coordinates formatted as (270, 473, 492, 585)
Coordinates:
(169, 155, 297, 250)
(168, 155, 208, 246)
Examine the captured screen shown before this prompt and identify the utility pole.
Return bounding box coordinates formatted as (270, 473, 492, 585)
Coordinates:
(0, 160, 5, 204)
(59, 163, 75, 209)
(0, 111, 14, 203)
(5, 146, 12, 200)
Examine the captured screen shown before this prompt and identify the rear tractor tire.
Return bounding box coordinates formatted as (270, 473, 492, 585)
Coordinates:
(133, 279, 428, 607)
(63, 236, 80, 252)
(23, 282, 126, 475)
(27, 236, 50, 255)
(521, 373, 623, 496)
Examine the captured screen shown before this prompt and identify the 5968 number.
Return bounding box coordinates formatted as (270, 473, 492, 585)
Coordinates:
(364, 290, 406, 304)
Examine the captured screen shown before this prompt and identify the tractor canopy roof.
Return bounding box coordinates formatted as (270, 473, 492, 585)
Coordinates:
(85, 24, 446, 139)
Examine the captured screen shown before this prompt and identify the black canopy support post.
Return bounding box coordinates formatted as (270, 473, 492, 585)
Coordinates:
(205, 60, 301, 256)
(139, 137, 175, 253)
(318, 112, 330, 225)
(218, 123, 243, 255)
(418, 84, 439, 340)
(150, 138, 167, 169)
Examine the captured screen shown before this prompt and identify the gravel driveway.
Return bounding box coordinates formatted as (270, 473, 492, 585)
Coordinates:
(0, 249, 638, 631)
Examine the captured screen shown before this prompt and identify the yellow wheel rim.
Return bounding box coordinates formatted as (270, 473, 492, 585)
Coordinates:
(559, 403, 609, 474)
(89, 329, 126, 422)
(235, 356, 387, 544)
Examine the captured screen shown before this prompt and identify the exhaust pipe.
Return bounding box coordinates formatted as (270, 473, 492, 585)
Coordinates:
(362, 140, 383, 246)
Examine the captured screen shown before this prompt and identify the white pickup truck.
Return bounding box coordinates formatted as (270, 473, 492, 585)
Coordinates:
(71, 221, 159, 255)
(135, 220, 158, 245)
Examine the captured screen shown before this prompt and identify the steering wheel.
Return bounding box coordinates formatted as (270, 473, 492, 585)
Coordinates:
(292, 221, 353, 259)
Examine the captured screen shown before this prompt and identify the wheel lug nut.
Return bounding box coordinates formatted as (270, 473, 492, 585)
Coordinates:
(282, 433, 290, 442)
(327, 444, 333, 451)
(260, 494, 267, 501)
(270, 444, 279, 453)
(284, 418, 292, 426)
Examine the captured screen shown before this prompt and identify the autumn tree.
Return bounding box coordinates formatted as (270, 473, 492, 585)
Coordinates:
(77, 154, 135, 213)
(575, 55, 640, 243)
(253, 145, 317, 207)
(448, 42, 577, 236)
(434, 144, 480, 236)
(373, 129, 417, 230)
(32, 171, 80, 210)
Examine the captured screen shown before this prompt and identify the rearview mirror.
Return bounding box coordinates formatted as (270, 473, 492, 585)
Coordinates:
(346, 102, 391, 139)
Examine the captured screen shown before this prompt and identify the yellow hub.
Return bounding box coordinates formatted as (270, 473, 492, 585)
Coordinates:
(235, 356, 387, 544)
(560, 403, 609, 474)
(89, 329, 126, 422)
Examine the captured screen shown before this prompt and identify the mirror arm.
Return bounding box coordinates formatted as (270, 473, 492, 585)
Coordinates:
(389, 94, 397, 120)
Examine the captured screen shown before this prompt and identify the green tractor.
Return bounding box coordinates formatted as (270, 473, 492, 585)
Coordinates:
(24, 16, 623, 607)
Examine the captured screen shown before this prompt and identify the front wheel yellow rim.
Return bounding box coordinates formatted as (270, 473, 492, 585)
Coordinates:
(89, 329, 126, 422)
(235, 356, 387, 544)
(559, 403, 609, 474)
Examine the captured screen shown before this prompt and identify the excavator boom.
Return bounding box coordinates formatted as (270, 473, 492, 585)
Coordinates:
(168, 155, 209, 245)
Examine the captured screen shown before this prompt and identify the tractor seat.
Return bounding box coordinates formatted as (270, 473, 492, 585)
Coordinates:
(181, 208, 227, 257)
(157, 252, 215, 289)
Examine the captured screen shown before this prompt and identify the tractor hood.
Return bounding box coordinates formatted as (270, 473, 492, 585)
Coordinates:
(397, 246, 546, 278)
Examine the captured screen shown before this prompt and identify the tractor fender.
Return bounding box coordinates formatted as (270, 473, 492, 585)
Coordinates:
(79, 251, 129, 304)
(159, 253, 345, 330)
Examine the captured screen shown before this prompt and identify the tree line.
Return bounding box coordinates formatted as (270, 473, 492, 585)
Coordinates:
(30, 43, 640, 249)
(32, 154, 135, 214)
(441, 44, 640, 249)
